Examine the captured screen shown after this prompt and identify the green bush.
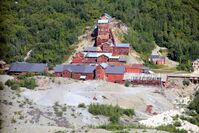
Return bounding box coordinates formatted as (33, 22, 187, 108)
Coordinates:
(182, 79, 190, 86)
(78, 103, 86, 108)
(97, 123, 148, 131)
(156, 125, 187, 133)
(124, 81, 130, 87)
(109, 115, 120, 123)
(173, 121, 181, 127)
(5, 79, 15, 87)
(16, 74, 33, 80)
(0, 82, 4, 90)
(11, 84, 20, 90)
(88, 104, 134, 123)
(22, 78, 37, 89)
(188, 91, 199, 114)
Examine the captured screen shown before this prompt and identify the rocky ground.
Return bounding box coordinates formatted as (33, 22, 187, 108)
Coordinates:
(0, 75, 198, 133)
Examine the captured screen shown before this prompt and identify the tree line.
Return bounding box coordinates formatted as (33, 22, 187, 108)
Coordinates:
(0, 0, 199, 70)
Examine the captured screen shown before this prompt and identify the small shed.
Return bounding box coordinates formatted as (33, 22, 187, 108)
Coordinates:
(150, 55, 166, 64)
(192, 58, 199, 71)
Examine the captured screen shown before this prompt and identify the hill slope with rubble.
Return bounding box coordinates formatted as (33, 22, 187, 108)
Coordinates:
(0, 74, 199, 133)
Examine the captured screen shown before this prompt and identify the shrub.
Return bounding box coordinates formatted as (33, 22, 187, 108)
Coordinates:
(5, 79, 15, 87)
(22, 78, 37, 89)
(124, 81, 130, 87)
(156, 125, 187, 133)
(173, 121, 181, 127)
(0, 82, 4, 90)
(78, 103, 86, 108)
(109, 115, 120, 123)
(11, 84, 20, 90)
(182, 79, 190, 86)
(188, 92, 199, 114)
(88, 104, 134, 123)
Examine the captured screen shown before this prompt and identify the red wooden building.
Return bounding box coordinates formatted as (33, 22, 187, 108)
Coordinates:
(96, 19, 111, 46)
(125, 64, 143, 73)
(95, 63, 108, 80)
(71, 52, 85, 64)
(54, 64, 96, 80)
(8, 62, 48, 74)
(150, 55, 166, 64)
(113, 43, 130, 55)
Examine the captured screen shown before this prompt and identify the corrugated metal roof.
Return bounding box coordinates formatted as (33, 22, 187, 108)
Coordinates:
(54, 65, 64, 72)
(106, 65, 125, 74)
(9, 62, 47, 73)
(193, 58, 199, 62)
(124, 73, 167, 82)
(84, 47, 98, 52)
(150, 55, 165, 59)
(115, 43, 130, 48)
(86, 52, 113, 58)
(118, 57, 127, 62)
(54, 64, 96, 73)
(100, 63, 108, 68)
(98, 19, 109, 24)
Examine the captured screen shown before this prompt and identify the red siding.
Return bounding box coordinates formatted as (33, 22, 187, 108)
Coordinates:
(101, 43, 113, 53)
(113, 47, 129, 55)
(98, 24, 110, 35)
(152, 59, 166, 64)
(106, 74, 124, 82)
(71, 73, 94, 80)
(62, 70, 71, 77)
(84, 57, 96, 63)
(96, 66, 106, 80)
(125, 67, 142, 73)
(97, 55, 109, 63)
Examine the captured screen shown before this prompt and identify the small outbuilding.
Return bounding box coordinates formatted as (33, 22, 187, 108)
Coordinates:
(150, 55, 166, 64)
(192, 58, 199, 71)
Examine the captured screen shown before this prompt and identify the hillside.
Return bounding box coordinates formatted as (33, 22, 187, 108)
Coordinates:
(1, 0, 199, 70)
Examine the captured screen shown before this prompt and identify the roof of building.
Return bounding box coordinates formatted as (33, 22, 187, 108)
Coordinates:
(115, 43, 130, 48)
(123, 73, 167, 82)
(84, 47, 101, 52)
(102, 13, 112, 22)
(104, 13, 112, 19)
(99, 63, 108, 69)
(150, 55, 165, 59)
(118, 57, 127, 62)
(85, 52, 119, 59)
(98, 19, 109, 24)
(9, 62, 47, 73)
(106, 65, 125, 74)
(54, 64, 96, 73)
(193, 58, 199, 62)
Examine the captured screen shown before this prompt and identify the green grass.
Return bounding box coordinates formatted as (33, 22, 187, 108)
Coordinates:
(96, 123, 148, 131)
(156, 125, 187, 133)
(88, 104, 134, 123)
(95, 123, 187, 133)
(5, 78, 37, 90)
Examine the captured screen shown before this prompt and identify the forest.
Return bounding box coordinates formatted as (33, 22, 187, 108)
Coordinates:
(0, 0, 199, 70)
